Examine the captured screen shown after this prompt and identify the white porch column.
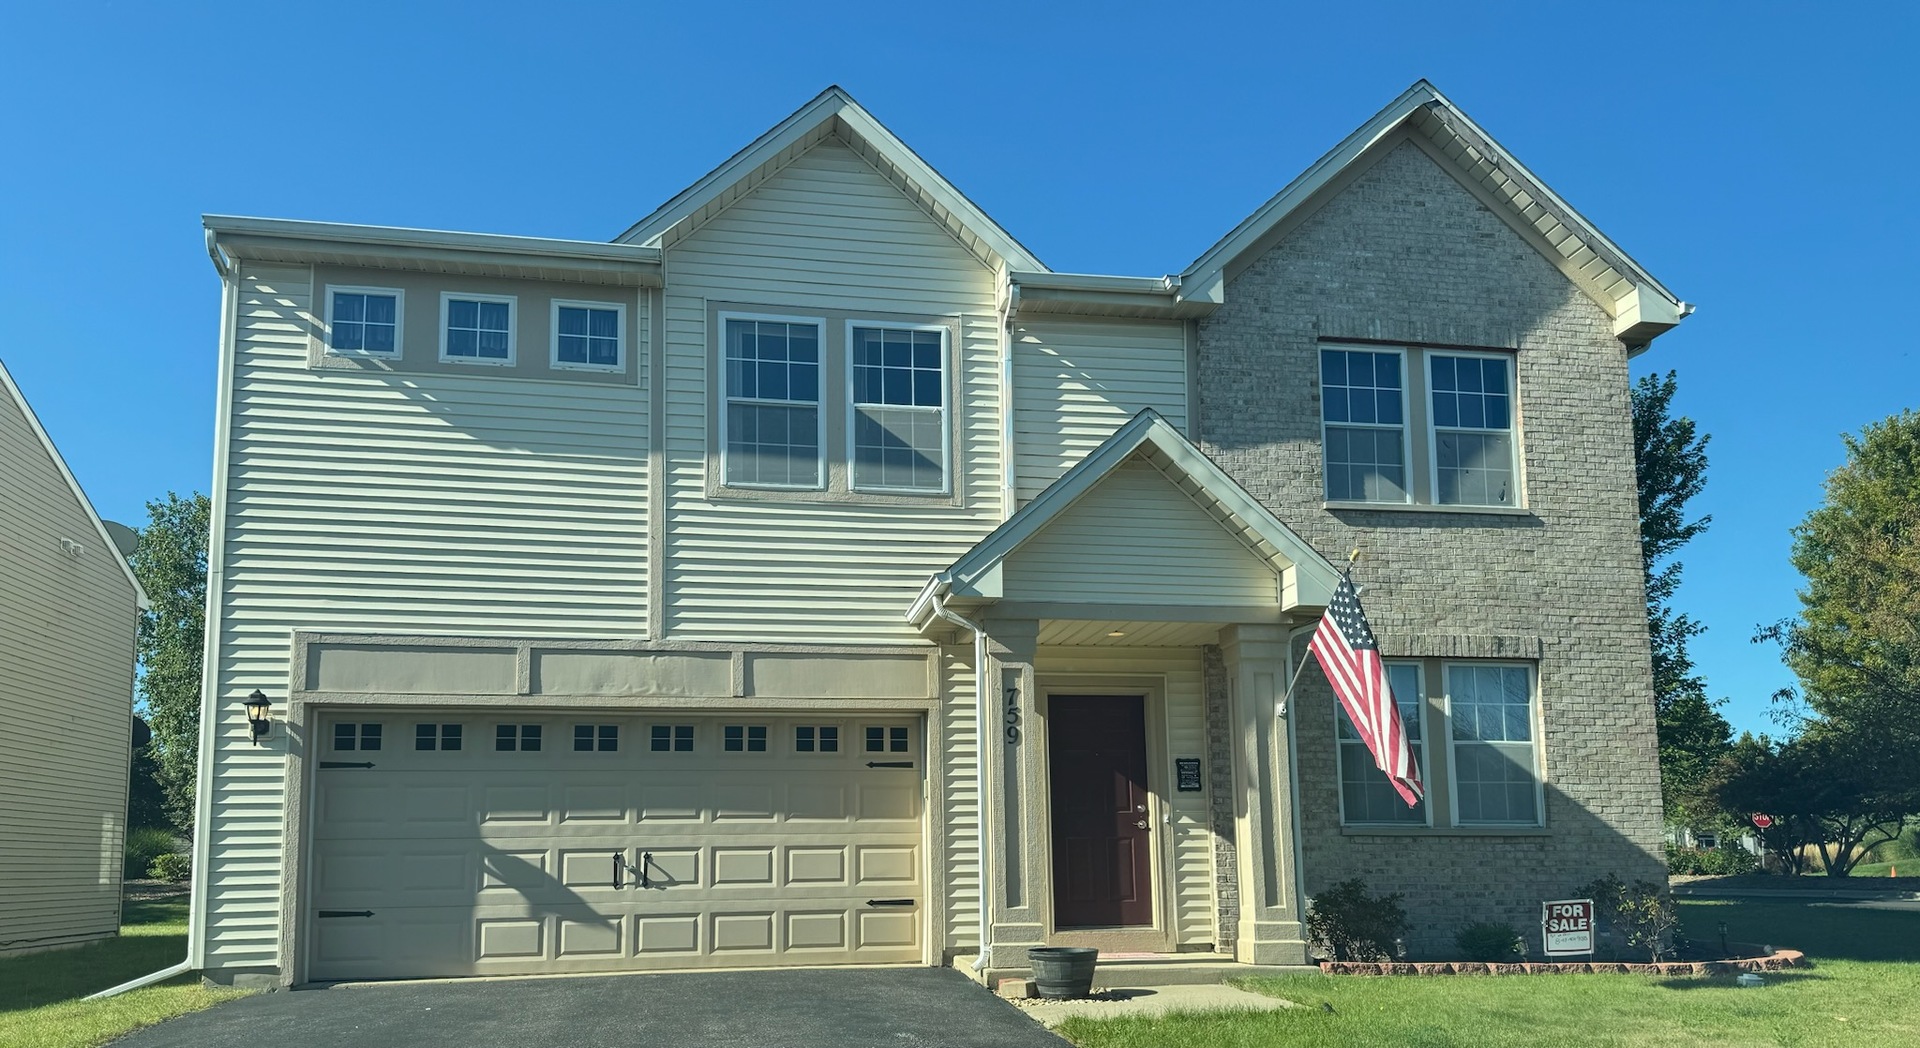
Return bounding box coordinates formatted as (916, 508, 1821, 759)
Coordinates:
(1219, 623, 1311, 964)
(978, 616, 1047, 970)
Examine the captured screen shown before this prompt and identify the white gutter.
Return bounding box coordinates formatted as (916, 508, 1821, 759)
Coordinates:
(918, 577, 993, 972)
(85, 959, 193, 1000)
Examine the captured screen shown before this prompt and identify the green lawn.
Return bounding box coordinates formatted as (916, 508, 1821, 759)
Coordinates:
(0, 896, 246, 1048)
(1057, 899, 1920, 1047)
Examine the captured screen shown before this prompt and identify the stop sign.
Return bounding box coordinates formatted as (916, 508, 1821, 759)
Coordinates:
(1751, 813, 1774, 829)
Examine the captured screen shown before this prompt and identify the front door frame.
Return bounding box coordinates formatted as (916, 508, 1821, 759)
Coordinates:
(1035, 674, 1177, 953)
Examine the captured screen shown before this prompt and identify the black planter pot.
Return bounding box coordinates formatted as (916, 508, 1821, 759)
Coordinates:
(1029, 946, 1099, 999)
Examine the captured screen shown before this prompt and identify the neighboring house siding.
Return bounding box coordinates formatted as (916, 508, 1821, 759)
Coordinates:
(1003, 461, 1276, 606)
(660, 139, 1005, 643)
(0, 380, 136, 956)
(1196, 140, 1665, 953)
(1012, 318, 1187, 504)
(201, 264, 650, 969)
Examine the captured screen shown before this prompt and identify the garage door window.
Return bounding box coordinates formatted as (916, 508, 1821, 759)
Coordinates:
(723, 724, 768, 752)
(495, 724, 542, 751)
(414, 723, 462, 751)
(650, 724, 694, 752)
(333, 723, 381, 751)
(573, 725, 618, 752)
(794, 725, 840, 753)
(865, 726, 910, 753)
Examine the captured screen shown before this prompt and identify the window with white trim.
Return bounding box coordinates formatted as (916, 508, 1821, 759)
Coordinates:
(650, 724, 694, 752)
(1429, 353, 1517, 507)
(794, 725, 840, 753)
(552, 300, 624, 371)
(442, 293, 515, 364)
(723, 724, 768, 752)
(1320, 348, 1408, 503)
(326, 287, 402, 355)
(1446, 663, 1541, 825)
(1320, 344, 1521, 508)
(850, 325, 948, 493)
(723, 316, 822, 488)
(1336, 662, 1427, 825)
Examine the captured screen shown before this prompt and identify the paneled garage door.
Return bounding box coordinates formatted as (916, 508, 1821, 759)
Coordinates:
(308, 712, 925, 981)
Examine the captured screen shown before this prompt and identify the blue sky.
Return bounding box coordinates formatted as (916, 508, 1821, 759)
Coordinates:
(2, 2, 1914, 735)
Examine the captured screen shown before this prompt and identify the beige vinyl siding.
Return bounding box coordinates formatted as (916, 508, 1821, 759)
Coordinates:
(1003, 460, 1278, 606)
(0, 383, 137, 956)
(201, 264, 650, 970)
(938, 646, 981, 952)
(1012, 319, 1187, 503)
(661, 138, 1005, 642)
(1039, 647, 1212, 946)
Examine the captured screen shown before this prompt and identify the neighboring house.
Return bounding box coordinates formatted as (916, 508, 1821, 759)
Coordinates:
(191, 80, 1685, 987)
(0, 359, 146, 956)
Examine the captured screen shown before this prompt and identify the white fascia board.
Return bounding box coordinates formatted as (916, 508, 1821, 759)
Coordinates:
(616, 87, 1047, 272)
(939, 409, 1340, 607)
(1178, 80, 1686, 325)
(204, 215, 662, 269)
(1005, 271, 1175, 295)
(0, 358, 149, 610)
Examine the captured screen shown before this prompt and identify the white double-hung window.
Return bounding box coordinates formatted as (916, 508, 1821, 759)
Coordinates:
(1429, 352, 1518, 507)
(1320, 347, 1409, 503)
(1336, 661, 1427, 825)
(1446, 663, 1542, 825)
(326, 287, 402, 355)
(849, 324, 948, 493)
(723, 315, 823, 488)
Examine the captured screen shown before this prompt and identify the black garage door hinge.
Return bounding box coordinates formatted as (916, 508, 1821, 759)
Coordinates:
(866, 761, 913, 769)
(316, 910, 375, 919)
(319, 761, 375, 769)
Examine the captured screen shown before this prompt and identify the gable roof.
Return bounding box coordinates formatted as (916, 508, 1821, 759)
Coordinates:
(1177, 80, 1691, 348)
(0, 358, 149, 610)
(908, 410, 1342, 624)
(614, 86, 1047, 273)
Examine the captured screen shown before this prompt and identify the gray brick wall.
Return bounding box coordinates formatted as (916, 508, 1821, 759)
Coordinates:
(1196, 139, 1667, 956)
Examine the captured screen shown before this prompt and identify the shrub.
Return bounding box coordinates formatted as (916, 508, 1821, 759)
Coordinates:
(1575, 873, 1684, 962)
(1666, 843, 1759, 876)
(1455, 921, 1525, 962)
(125, 826, 178, 878)
(148, 851, 192, 882)
(1306, 879, 1408, 961)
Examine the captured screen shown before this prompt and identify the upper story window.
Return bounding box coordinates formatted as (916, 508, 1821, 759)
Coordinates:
(552, 300, 624, 371)
(1446, 663, 1541, 826)
(722, 315, 823, 488)
(442, 293, 516, 365)
(850, 325, 949, 493)
(1320, 344, 1521, 509)
(1336, 662, 1427, 825)
(326, 287, 402, 356)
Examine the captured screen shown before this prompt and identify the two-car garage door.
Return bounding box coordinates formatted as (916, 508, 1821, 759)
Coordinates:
(308, 712, 925, 981)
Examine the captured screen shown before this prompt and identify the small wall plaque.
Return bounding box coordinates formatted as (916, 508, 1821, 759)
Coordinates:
(1175, 757, 1203, 792)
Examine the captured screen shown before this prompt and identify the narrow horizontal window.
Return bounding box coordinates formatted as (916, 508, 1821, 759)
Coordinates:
(496, 724, 542, 752)
(415, 723, 463, 751)
(723, 724, 768, 753)
(573, 724, 618, 752)
(650, 724, 694, 752)
(795, 725, 840, 753)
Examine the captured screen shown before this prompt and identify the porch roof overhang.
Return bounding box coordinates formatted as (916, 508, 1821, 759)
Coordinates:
(906, 410, 1342, 634)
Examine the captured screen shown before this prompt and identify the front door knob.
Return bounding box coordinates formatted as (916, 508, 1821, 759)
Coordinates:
(1135, 819, 1149, 829)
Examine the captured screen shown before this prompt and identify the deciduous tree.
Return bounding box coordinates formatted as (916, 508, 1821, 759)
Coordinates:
(131, 492, 209, 834)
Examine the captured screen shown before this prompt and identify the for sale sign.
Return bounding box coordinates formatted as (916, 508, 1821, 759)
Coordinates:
(1542, 899, 1595, 956)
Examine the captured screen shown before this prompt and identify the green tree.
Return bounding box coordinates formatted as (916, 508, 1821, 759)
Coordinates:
(131, 492, 210, 834)
(1632, 371, 1728, 815)
(1709, 728, 1914, 877)
(1764, 409, 1920, 749)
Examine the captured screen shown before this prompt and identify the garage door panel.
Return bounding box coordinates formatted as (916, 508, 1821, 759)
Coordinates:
(309, 712, 926, 981)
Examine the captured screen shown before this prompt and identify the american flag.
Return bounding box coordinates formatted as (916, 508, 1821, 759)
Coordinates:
(1309, 572, 1424, 807)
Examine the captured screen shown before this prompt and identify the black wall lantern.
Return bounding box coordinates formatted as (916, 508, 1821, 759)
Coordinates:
(244, 690, 272, 745)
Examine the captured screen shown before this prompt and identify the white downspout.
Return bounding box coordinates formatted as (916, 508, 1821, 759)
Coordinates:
(928, 591, 992, 972)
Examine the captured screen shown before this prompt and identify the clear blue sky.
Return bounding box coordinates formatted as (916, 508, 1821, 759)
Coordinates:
(3, 2, 1914, 736)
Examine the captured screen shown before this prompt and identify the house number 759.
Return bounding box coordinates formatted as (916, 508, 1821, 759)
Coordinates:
(1004, 685, 1021, 744)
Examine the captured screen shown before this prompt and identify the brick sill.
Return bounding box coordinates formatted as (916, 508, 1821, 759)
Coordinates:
(1340, 826, 1550, 837)
(1323, 501, 1535, 517)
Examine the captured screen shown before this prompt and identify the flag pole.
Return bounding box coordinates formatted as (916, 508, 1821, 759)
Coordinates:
(1279, 547, 1361, 717)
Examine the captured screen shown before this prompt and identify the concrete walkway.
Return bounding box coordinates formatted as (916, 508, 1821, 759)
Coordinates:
(1014, 983, 1294, 1028)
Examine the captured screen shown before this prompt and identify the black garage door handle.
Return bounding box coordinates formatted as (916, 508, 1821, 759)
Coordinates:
(866, 898, 915, 907)
(317, 910, 375, 918)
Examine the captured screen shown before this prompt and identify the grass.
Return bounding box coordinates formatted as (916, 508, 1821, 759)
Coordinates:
(1848, 860, 1905, 878)
(0, 895, 246, 1048)
(1056, 899, 1920, 1047)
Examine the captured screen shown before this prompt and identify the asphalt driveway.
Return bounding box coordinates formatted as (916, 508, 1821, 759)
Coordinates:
(109, 968, 1070, 1048)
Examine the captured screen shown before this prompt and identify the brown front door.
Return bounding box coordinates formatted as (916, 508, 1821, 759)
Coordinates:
(1048, 695, 1154, 928)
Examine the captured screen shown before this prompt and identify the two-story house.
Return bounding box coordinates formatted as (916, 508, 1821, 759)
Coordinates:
(190, 81, 1684, 987)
